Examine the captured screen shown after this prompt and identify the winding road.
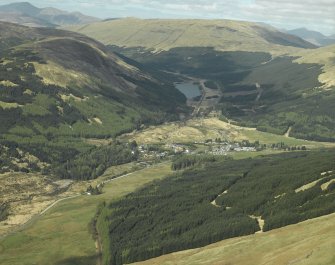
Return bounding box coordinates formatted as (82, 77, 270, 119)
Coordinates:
(40, 194, 81, 215)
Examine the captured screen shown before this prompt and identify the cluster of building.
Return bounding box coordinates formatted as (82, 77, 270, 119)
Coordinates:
(208, 143, 256, 156)
(137, 143, 193, 160)
(137, 140, 258, 160)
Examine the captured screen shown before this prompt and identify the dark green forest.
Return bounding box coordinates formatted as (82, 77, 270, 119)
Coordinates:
(96, 150, 335, 265)
(52, 142, 138, 180)
(171, 154, 223, 170)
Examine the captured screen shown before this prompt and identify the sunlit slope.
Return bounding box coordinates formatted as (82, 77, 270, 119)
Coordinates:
(68, 18, 315, 53)
(133, 213, 335, 265)
(295, 44, 335, 88)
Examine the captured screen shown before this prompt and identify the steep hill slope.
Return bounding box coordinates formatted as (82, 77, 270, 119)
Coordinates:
(0, 2, 99, 27)
(0, 22, 186, 172)
(133, 213, 335, 265)
(68, 18, 316, 53)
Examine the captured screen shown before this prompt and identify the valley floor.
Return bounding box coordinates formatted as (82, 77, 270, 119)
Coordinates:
(132, 213, 335, 265)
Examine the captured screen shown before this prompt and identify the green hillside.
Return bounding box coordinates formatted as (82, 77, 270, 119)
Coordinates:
(67, 18, 316, 53)
(0, 22, 186, 175)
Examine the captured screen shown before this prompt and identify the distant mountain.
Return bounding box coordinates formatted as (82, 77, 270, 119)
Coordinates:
(0, 11, 56, 27)
(67, 18, 316, 53)
(0, 2, 99, 27)
(286, 28, 335, 46)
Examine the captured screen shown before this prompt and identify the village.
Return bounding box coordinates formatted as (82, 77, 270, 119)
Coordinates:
(136, 139, 307, 160)
(137, 140, 259, 160)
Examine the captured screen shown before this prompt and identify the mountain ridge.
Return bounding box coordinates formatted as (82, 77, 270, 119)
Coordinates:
(67, 18, 316, 54)
(286, 27, 335, 47)
(0, 2, 99, 27)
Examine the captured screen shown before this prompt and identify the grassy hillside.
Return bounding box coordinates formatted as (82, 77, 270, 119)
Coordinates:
(295, 44, 335, 88)
(133, 212, 335, 265)
(0, 22, 186, 175)
(68, 18, 315, 54)
(96, 150, 335, 264)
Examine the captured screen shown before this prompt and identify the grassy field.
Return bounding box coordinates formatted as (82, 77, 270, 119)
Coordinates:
(132, 212, 335, 265)
(0, 162, 172, 265)
(123, 117, 335, 149)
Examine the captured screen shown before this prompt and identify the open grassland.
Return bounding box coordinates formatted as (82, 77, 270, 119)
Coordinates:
(67, 18, 307, 55)
(295, 44, 335, 88)
(0, 162, 172, 265)
(133, 213, 335, 265)
(123, 117, 335, 149)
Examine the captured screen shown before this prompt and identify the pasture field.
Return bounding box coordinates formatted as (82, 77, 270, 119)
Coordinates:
(0, 163, 172, 265)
